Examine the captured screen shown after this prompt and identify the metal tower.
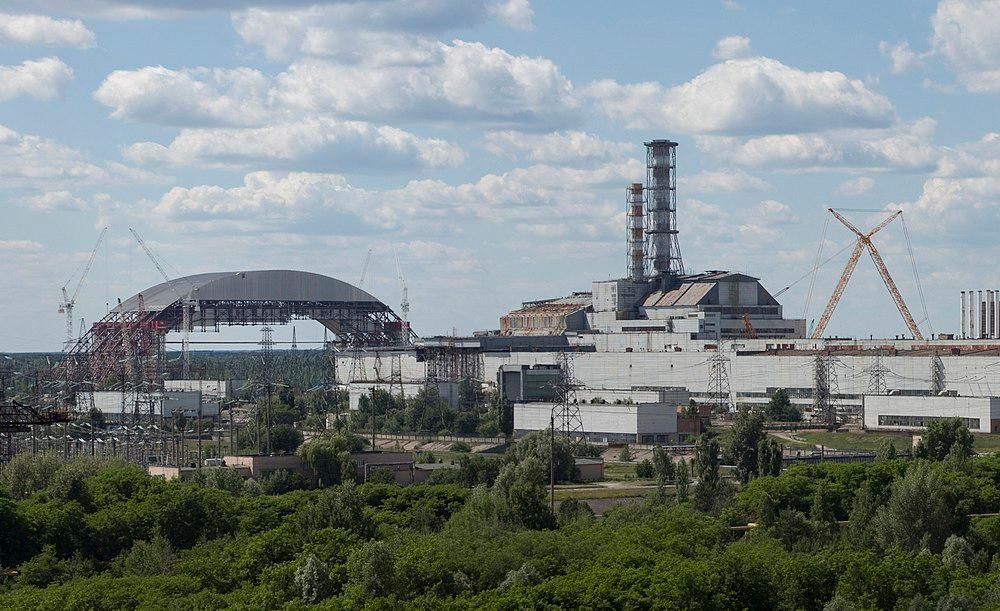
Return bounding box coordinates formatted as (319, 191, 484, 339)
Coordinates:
(626, 182, 646, 281)
(259, 326, 275, 454)
(931, 355, 945, 395)
(552, 352, 585, 444)
(645, 140, 684, 280)
(867, 351, 888, 396)
(812, 355, 840, 427)
(706, 349, 734, 413)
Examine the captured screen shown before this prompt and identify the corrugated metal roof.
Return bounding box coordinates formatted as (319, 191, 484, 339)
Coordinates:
(114, 270, 381, 313)
(643, 282, 714, 308)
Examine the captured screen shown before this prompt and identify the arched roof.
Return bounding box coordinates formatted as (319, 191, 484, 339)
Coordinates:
(115, 269, 382, 313)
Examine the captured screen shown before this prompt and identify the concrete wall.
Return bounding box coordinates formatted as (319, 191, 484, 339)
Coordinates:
(84, 390, 220, 417)
(863, 395, 1000, 433)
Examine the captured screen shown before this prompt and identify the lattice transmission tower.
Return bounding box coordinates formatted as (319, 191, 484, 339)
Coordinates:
(812, 355, 840, 427)
(552, 352, 585, 444)
(706, 349, 734, 413)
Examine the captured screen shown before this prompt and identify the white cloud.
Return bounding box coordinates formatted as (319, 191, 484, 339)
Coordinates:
(0, 240, 43, 251)
(931, 0, 1000, 92)
(491, 0, 533, 30)
(837, 176, 876, 196)
(22, 190, 88, 211)
(0, 13, 95, 47)
(275, 42, 578, 128)
(682, 169, 771, 193)
(483, 130, 631, 164)
(232, 1, 532, 61)
(879, 41, 924, 74)
(94, 66, 271, 126)
(696, 118, 939, 172)
(936, 132, 1000, 177)
(713, 35, 752, 60)
(0, 56, 72, 101)
(94, 41, 577, 129)
(124, 117, 465, 171)
(586, 57, 894, 135)
(0, 123, 166, 190)
(896, 176, 1000, 234)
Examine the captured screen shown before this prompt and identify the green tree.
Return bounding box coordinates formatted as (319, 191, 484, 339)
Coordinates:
(917, 418, 974, 461)
(635, 459, 655, 479)
(765, 388, 801, 422)
(346, 540, 395, 598)
(731, 407, 766, 483)
(675, 458, 691, 503)
(874, 461, 954, 552)
(298, 433, 367, 487)
(693, 432, 724, 511)
(877, 438, 897, 460)
(492, 456, 554, 530)
(845, 480, 881, 550)
(294, 553, 331, 604)
(269, 424, 304, 454)
(941, 535, 972, 570)
(757, 437, 783, 477)
(117, 532, 176, 577)
(618, 445, 635, 462)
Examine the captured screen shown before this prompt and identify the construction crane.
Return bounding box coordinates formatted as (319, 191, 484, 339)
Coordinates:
(392, 246, 410, 341)
(59, 228, 108, 352)
(129, 228, 193, 376)
(358, 248, 373, 288)
(811, 209, 923, 340)
(742, 313, 758, 339)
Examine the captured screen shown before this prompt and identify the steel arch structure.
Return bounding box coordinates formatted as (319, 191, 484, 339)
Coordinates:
(60, 270, 414, 398)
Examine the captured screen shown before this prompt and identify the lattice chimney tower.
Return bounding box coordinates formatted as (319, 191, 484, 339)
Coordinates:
(626, 183, 646, 281)
(645, 139, 684, 281)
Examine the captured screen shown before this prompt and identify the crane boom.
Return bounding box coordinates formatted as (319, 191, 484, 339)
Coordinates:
(810, 209, 922, 340)
(866, 241, 924, 340)
(811, 241, 864, 339)
(358, 248, 373, 288)
(59, 227, 107, 352)
(129, 228, 172, 284)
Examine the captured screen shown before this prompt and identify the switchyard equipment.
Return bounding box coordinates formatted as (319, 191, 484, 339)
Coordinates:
(811, 209, 924, 340)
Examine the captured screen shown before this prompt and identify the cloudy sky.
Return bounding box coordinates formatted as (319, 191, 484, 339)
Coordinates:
(1, 0, 998, 352)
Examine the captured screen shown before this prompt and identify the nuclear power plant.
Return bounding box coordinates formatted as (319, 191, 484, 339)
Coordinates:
(6, 136, 1000, 464)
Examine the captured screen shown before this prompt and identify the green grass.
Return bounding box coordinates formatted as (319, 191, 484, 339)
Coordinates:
(553, 485, 655, 501)
(795, 431, 911, 452)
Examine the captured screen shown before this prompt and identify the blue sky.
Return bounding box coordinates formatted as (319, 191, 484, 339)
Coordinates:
(1, 0, 999, 352)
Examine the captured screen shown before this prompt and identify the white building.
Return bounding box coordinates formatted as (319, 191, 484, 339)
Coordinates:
(514, 401, 679, 444)
(863, 394, 1000, 433)
(80, 390, 220, 418)
(163, 379, 248, 401)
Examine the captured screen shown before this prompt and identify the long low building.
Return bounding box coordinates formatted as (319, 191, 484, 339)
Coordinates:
(514, 401, 679, 444)
(863, 394, 1000, 433)
(79, 390, 220, 418)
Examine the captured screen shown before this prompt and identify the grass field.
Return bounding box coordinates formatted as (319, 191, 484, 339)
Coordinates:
(789, 430, 1000, 453)
(553, 484, 655, 501)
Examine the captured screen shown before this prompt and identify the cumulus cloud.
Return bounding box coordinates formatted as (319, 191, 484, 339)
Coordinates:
(275, 43, 577, 128)
(0, 240, 43, 251)
(124, 117, 465, 171)
(21, 190, 88, 211)
(837, 176, 876, 196)
(586, 57, 894, 135)
(94, 41, 577, 129)
(94, 66, 271, 126)
(695, 118, 939, 172)
(712, 35, 752, 60)
(483, 130, 631, 164)
(0, 56, 72, 101)
(0, 13, 95, 47)
(931, 0, 1000, 92)
(879, 41, 924, 74)
(232, 1, 532, 60)
(0, 123, 166, 189)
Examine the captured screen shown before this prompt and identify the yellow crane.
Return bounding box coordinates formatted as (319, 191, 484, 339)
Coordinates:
(811, 208, 923, 340)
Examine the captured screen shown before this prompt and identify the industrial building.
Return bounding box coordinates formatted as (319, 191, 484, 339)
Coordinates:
(513, 400, 680, 444)
(78, 390, 219, 418)
(863, 395, 1000, 434)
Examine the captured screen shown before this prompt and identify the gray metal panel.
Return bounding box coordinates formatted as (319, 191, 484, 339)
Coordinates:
(115, 269, 381, 313)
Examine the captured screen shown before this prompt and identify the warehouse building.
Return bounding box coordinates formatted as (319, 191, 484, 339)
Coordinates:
(79, 390, 220, 418)
(514, 400, 680, 444)
(863, 395, 1000, 433)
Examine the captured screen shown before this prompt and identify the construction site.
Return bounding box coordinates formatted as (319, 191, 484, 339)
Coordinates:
(4, 137, 1000, 469)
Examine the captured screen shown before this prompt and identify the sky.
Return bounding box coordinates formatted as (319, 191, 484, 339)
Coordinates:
(1, 0, 999, 352)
